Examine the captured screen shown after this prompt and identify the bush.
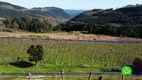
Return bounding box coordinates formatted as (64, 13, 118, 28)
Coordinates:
(131, 58, 142, 72)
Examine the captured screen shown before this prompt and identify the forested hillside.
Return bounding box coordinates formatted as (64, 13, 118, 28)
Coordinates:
(0, 1, 71, 22)
(60, 5, 142, 38)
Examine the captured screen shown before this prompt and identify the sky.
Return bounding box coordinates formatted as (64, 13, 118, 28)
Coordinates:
(0, 0, 142, 10)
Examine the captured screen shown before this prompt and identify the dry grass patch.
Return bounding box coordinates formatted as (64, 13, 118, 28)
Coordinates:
(0, 32, 141, 42)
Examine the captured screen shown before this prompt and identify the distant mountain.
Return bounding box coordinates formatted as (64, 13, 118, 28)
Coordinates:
(0, 1, 71, 22)
(61, 5, 142, 38)
(29, 7, 71, 21)
(65, 10, 87, 17)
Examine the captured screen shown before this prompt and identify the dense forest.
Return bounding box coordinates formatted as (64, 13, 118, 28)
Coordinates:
(59, 4, 142, 38)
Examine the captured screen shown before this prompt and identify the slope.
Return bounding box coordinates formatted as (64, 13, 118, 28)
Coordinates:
(61, 5, 142, 38)
(0, 1, 71, 21)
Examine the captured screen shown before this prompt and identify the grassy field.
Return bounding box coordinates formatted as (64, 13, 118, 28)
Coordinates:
(0, 37, 141, 73)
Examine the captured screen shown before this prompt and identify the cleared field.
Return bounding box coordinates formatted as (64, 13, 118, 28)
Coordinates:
(0, 37, 141, 72)
(0, 32, 141, 42)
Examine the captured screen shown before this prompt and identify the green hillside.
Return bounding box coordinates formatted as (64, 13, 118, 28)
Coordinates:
(0, 1, 71, 21)
(28, 7, 71, 22)
(60, 4, 142, 38)
(0, 1, 27, 11)
(0, 7, 28, 18)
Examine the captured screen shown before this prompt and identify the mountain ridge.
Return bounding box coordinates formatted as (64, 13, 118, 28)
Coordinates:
(0, 1, 71, 22)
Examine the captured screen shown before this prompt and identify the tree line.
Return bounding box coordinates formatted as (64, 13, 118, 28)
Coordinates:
(59, 22, 142, 38)
(1, 17, 142, 38)
(1, 17, 56, 33)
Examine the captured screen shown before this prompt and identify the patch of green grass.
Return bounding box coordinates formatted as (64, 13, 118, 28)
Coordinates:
(0, 27, 14, 32)
(68, 31, 82, 35)
(21, 34, 50, 38)
(27, 34, 43, 38)
(0, 26, 4, 29)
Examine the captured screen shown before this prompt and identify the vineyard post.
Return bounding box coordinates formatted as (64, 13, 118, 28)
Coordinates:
(88, 72, 92, 80)
(60, 69, 64, 80)
(121, 75, 124, 80)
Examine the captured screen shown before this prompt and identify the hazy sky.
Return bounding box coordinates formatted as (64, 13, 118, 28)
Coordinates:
(1, 0, 142, 10)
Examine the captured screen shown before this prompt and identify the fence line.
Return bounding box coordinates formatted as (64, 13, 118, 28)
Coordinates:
(1, 72, 142, 75)
(0, 72, 142, 80)
(0, 72, 119, 75)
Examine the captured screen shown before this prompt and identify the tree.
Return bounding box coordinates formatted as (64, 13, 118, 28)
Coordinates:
(11, 22, 19, 29)
(28, 18, 54, 33)
(102, 24, 116, 35)
(4, 18, 12, 28)
(27, 45, 44, 65)
(131, 58, 142, 72)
